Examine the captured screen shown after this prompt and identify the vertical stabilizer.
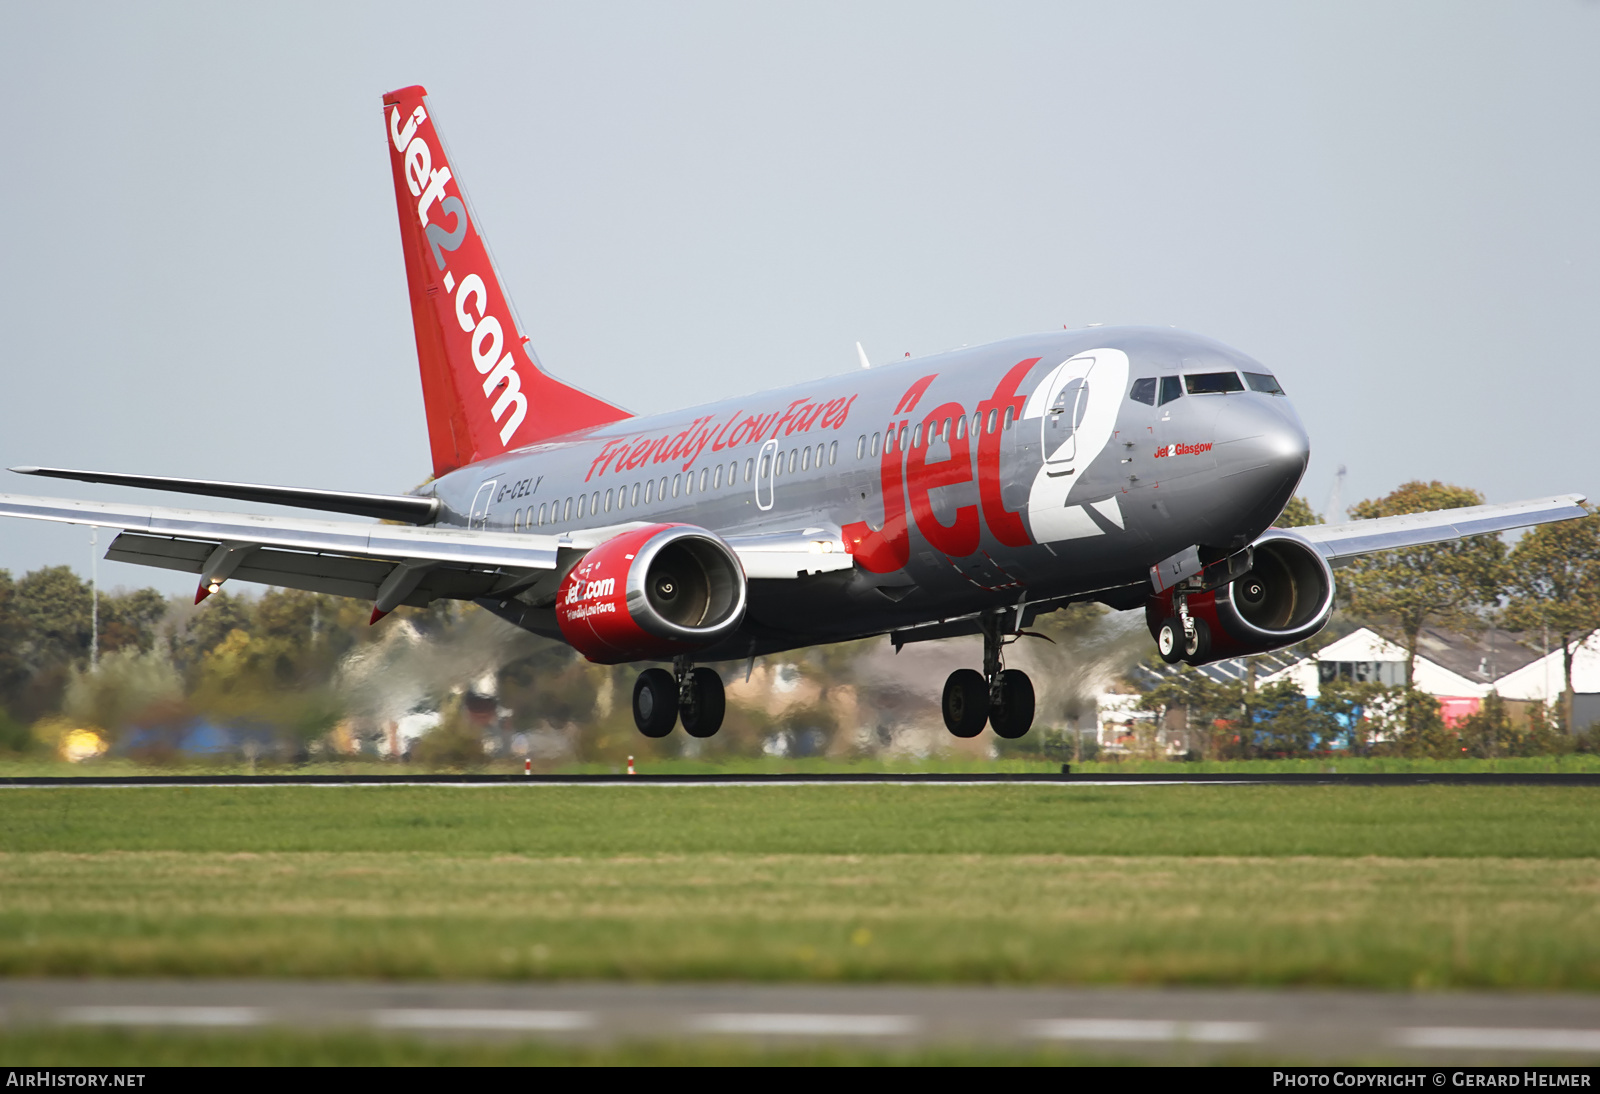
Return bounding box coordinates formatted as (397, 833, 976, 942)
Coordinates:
(382, 85, 630, 477)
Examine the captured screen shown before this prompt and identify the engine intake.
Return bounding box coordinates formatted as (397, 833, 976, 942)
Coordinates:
(1145, 531, 1334, 665)
(556, 524, 747, 664)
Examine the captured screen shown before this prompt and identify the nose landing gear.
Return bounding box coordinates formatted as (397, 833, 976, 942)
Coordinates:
(941, 614, 1036, 739)
(631, 657, 727, 739)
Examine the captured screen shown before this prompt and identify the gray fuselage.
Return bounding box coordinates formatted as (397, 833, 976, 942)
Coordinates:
(427, 326, 1310, 659)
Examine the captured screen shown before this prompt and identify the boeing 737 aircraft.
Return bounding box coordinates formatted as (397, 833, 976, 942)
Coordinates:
(0, 86, 1585, 740)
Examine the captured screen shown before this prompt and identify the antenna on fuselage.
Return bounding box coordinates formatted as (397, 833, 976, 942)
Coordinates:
(856, 342, 871, 370)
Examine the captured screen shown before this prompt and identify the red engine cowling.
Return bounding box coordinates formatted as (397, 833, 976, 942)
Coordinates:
(555, 523, 748, 664)
(1145, 531, 1334, 665)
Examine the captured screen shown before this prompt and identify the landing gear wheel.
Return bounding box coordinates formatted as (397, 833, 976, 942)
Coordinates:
(1182, 618, 1211, 664)
(942, 669, 989, 738)
(680, 667, 726, 738)
(1157, 618, 1184, 664)
(989, 669, 1035, 739)
(632, 668, 678, 738)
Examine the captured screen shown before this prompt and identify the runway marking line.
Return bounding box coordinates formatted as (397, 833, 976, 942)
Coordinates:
(371, 1009, 593, 1031)
(1396, 1027, 1600, 1052)
(57, 1006, 264, 1027)
(1027, 1019, 1264, 1043)
(687, 1013, 919, 1036)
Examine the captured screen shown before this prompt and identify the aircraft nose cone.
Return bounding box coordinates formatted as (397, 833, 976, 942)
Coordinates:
(1209, 396, 1311, 540)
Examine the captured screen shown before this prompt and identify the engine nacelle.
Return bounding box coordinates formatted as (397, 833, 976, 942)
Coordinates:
(555, 523, 748, 664)
(1145, 531, 1334, 665)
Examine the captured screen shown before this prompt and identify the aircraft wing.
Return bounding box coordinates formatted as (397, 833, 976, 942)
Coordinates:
(0, 493, 562, 616)
(1290, 493, 1587, 562)
(0, 494, 855, 619)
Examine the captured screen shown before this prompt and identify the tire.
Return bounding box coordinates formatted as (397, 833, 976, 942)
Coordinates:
(1157, 618, 1184, 664)
(941, 669, 989, 738)
(989, 669, 1035, 739)
(680, 667, 726, 738)
(632, 668, 678, 738)
(1182, 618, 1211, 664)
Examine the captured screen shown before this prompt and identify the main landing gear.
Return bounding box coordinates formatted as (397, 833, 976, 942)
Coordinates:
(633, 656, 726, 739)
(942, 614, 1035, 740)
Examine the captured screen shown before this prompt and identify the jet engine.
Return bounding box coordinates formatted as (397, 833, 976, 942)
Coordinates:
(555, 523, 748, 664)
(1145, 531, 1334, 666)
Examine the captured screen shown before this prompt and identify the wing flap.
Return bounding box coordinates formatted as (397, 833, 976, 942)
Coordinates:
(1294, 493, 1587, 560)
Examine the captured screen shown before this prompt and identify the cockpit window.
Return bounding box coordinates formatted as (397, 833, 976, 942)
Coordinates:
(1129, 378, 1157, 405)
(1158, 376, 1183, 405)
(1244, 371, 1285, 395)
(1184, 371, 1245, 395)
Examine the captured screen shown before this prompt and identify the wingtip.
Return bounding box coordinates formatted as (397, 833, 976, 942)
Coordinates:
(9, 466, 39, 475)
(369, 607, 389, 626)
(194, 584, 212, 605)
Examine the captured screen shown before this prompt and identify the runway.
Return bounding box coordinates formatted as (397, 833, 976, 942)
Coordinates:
(3, 773, 1598, 788)
(3, 980, 1599, 1060)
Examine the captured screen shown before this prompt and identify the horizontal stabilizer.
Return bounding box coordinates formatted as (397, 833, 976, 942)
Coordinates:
(9, 467, 439, 525)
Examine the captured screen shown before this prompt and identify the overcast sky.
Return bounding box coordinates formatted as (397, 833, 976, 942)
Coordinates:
(2, 1, 1597, 595)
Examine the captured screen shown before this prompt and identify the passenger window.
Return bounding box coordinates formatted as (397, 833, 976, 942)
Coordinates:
(897, 425, 907, 450)
(1129, 377, 1157, 405)
(871, 432, 880, 457)
(630, 484, 640, 506)
(661, 477, 669, 499)
(537, 502, 546, 526)
(577, 494, 587, 518)
(788, 450, 797, 472)
(955, 416, 965, 440)
(1244, 371, 1285, 395)
(760, 454, 770, 479)
(673, 474, 681, 497)
(942, 417, 951, 442)
(828, 441, 837, 466)
(603, 489, 612, 513)
(1002, 406, 1014, 431)
(713, 465, 723, 489)
(564, 497, 573, 521)
(1159, 376, 1183, 405)
(801, 447, 810, 472)
(745, 458, 754, 482)
(986, 409, 997, 434)
(646, 479, 655, 503)
(700, 468, 709, 491)
(591, 492, 599, 514)
(1184, 371, 1245, 395)
(911, 425, 922, 448)
(856, 436, 866, 459)
(512, 508, 521, 530)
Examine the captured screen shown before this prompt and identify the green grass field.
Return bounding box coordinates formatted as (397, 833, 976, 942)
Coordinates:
(1, 784, 1596, 989)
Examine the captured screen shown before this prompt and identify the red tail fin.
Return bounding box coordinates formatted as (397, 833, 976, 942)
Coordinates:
(382, 85, 630, 477)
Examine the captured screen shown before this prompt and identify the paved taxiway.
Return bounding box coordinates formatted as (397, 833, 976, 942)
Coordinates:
(4, 773, 1598, 787)
(4, 981, 1599, 1061)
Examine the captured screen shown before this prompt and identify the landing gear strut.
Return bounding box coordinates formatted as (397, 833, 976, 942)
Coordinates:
(941, 614, 1035, 739)
(631, 658, 726, 739)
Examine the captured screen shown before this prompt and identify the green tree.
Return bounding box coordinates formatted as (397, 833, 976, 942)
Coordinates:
(1273, 496, 1323, 528)
(1500, 506, 1600, 730)
(1341, 482, 1505, 688)
(99, 588, 171, 656)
